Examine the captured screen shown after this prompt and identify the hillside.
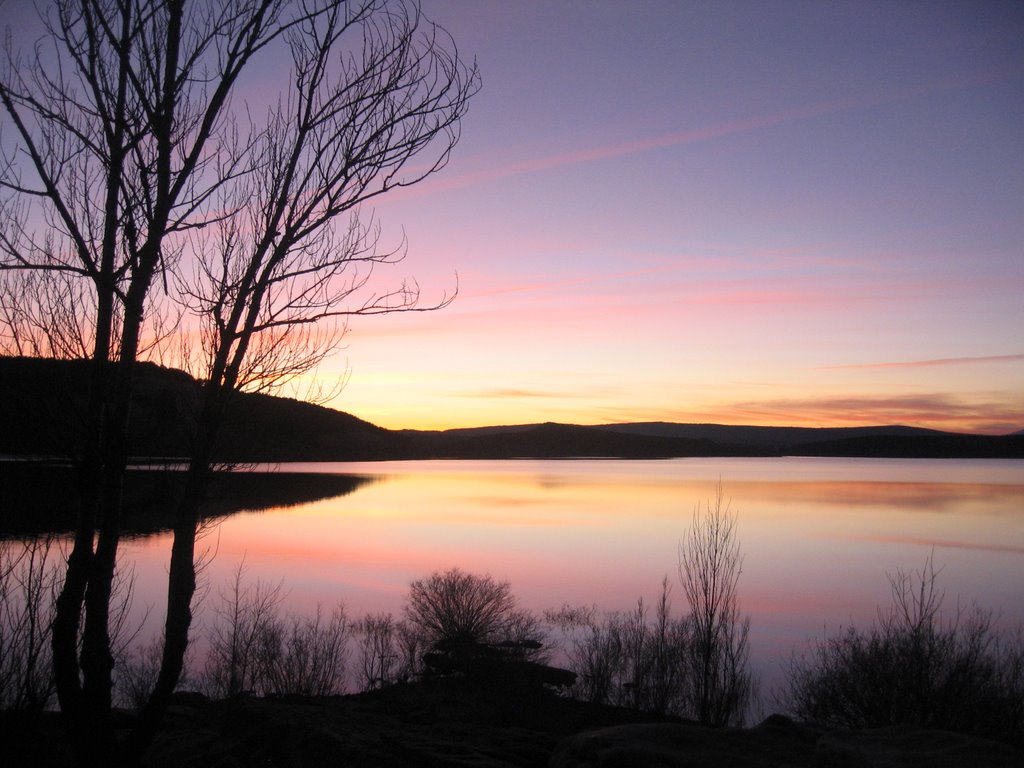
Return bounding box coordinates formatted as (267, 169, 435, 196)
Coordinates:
(2, 356, 1022, 461)
(0, 356, 402, 462)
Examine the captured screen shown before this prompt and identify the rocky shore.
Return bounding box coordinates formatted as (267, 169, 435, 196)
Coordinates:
(5, 677, 1021, 767)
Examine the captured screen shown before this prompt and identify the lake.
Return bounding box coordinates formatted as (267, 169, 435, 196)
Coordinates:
(114, 456, 1024, 693)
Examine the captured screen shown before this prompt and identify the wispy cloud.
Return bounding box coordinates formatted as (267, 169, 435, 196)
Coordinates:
(459, 264, 677, 301)
(463, 388, 565, 399)
(458, 386, 619, 401)
(834, 533, 1024, 556)
(725, 393, 1024, 434)
(819, 354, 1024, 371)
(415, 69, 1014, 195)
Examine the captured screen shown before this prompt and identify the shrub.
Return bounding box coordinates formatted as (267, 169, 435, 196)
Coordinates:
(778, 552, 1024, 746)
(201, 563, 350, 697)
(0, 538, 59, 711)
(548, 486, 755, 725)
(201, 563, 284, 697)
(405, 567, 518, 646)
(404, 568, 549, 682)
(259, 604, 349, 696)
(356, 612, 402, 691)
(678, 486, 754, 725)
(114, 635, 190, 710)
(548, 578, 689, 714)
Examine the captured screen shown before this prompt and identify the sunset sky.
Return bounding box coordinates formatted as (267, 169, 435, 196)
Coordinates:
(320, 1, 1023, 433)
(15, 1, 1023, 434)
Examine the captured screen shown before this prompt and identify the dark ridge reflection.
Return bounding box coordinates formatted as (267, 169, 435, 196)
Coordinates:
(0, 461, 376, 538)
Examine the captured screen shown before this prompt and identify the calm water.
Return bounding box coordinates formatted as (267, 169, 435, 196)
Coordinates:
(118, 457, 1024, 690)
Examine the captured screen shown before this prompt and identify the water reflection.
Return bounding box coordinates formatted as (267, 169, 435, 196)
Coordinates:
(0, 462, 376, 537)
(6, 457, 1023, 692)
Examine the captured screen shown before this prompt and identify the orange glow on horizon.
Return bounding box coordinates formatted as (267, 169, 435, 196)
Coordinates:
(338, 397, 1023, 436)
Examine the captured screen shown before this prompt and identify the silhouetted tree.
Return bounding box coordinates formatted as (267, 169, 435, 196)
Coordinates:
(0, 1, 477, 763)
(678, 484, 754, 725)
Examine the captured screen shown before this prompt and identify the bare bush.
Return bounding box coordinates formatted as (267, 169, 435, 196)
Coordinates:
(648, 577, 689, 715)
(355, 612, 426, 691)
(259, 605, 350, 696)
(114, 636, 193, 711)
(779, 552, 1024, 746)
(202, 564, 285, 698)
(546, 485, 758, 726)
(0, 538, 60, 711)
(547, 578, 689, 714)
(404, 567, 549, 662)
(501, 607, 551, 664)
(406, 568, 519, 647)
(404, 567, 551, 685)
(200, 564, 349, 697)
(679, 485, 754, 726)
(394, 616, 428, 682)
(547, 603, 619, 704)
(357, 612, 402, 691)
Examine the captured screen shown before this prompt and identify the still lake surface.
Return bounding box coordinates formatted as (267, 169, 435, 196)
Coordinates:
(120, 456, 1024, 691)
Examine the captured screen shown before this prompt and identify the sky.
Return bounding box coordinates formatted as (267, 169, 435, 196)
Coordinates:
(8, 1, 1023, 434)
(314, 0, 1024, 434)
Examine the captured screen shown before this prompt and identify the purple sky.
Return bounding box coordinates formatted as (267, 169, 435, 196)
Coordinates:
(330, 0, 1023, 432)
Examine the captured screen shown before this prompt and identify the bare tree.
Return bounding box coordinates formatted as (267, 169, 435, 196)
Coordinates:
(0, 1, 478, 763)
(139, 0, 475, 751)
(678, 483, 754, 726)
(1, 4, 311, 757)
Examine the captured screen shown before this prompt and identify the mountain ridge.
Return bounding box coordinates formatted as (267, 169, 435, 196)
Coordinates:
(2, 356, 1022, 461)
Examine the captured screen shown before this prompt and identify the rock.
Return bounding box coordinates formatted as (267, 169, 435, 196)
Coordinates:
(813, 725, 1024, 768)
(549, 716, 821, 767)
(548, 716, 1024, 768)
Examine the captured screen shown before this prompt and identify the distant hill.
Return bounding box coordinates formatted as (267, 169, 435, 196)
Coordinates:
(2, 356, 1022, 461)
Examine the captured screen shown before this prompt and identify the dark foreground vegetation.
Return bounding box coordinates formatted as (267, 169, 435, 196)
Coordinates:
(4, 356, 1023, 461)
